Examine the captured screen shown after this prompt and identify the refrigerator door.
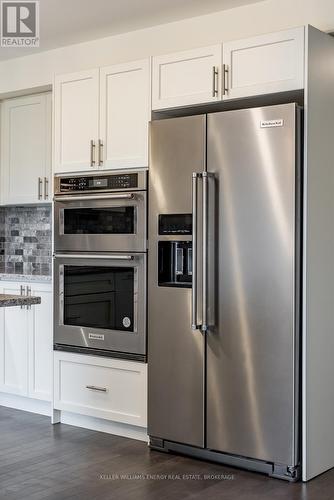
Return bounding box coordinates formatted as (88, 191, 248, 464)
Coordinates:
(206, 104, 300, 466)
(148, 115, 206, 447)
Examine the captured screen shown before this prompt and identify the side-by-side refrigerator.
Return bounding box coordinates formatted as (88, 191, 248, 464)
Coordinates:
(148, 103, 302, 481)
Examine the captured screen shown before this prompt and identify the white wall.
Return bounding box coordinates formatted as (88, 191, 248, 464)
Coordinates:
(0, 0, 333, 94)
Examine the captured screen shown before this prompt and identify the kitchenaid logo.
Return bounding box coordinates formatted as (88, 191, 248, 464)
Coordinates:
(1, 0, 39, 47)
(260, 119, 284, 128)
(89, 333, 105, 341)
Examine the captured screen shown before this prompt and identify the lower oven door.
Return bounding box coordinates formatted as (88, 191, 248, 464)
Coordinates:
(54, 253, 146, 356)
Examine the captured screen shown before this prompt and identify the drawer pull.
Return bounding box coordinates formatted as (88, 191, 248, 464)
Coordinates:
(86, 385, 108, 393)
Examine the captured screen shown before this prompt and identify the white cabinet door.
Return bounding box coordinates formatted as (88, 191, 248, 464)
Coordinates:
(99, 59, 150, 169)
(1, 93, 52, 205)
(28, 284, 52, 401)
(54, 69, 99, 173)
(152, 45, 222, 110)
(0, 284, 30, 396)
(54, 351, 147, 427)
(223, 27, 305, 100)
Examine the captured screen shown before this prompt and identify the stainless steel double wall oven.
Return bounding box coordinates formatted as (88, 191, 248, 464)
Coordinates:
(53, 171, 147, 360)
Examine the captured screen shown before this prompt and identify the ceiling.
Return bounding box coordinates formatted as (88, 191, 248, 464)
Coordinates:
(0, 0, 264, 61)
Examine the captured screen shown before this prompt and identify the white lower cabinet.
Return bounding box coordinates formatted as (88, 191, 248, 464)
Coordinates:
(54, 352, 147, 428)
(29, 285, 53, 401)
(0, 281, 52, 401)
(0, 286, 29, 396)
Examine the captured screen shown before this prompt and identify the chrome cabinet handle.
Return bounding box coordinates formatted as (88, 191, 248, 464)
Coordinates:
(90, 140, 96, 167)
(20, 285, 25, 309)
(26, 286, 31, 310)
(212, 66, 218, 97)
(98, 139, 103, 166)
(86, 385, 107, 393)
(54, 253, 134, 261)
(44, 177, 49, 200)
(202, 172, 208, 332)
(222, 64, 229, 95)
(38, 177, 43, 200)
(54, 193, 135, 202)
(192, 173, 200, 331)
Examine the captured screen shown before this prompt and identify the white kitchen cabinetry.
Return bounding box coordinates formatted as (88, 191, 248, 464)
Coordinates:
(28, 285, 53, 401)
(1, 93, 52, 205)
(54, 60, 150, 174)
(0, 284, 29, 396)
(54, 351, 147, 427)
(223, 27, 304, 99)
(100, 59, 150, 169)
(152, 45, 222, 110)
(54, 69, 99, 173)
(0, 282, 52, 401)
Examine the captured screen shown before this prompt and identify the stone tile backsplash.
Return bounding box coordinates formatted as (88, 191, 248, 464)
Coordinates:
(0, 205, 52, 276)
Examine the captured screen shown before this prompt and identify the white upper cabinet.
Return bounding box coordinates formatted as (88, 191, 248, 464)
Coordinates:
(223, 27, 305, 100)
(152, 45, 222, 110)
(1, 93, 52, 205)
(99, 59, 150, 169)
(54, 60, 150, 174)
(54, 69, 99, 173)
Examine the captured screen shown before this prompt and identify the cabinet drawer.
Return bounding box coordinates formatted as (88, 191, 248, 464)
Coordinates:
(54, 352, 147, 427)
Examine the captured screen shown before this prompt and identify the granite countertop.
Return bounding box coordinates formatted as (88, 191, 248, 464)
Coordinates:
(0, 294, 41, 307)
(0, 274, 52, 283)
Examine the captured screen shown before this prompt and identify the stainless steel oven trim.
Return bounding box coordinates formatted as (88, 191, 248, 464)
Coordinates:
(54, 192, 146, 253)
(54, 169, 147, 195)
(54, 193, 135, 202)
(54, 253, 146, 355)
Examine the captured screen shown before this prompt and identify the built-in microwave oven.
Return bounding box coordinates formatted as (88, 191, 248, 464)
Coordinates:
(53, 171, 147, 253)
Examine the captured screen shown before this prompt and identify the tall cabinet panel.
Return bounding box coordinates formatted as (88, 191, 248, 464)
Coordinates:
(54, 69, 99, 173)
(100, 59, 150, 169)
(1, 93, 52, 204)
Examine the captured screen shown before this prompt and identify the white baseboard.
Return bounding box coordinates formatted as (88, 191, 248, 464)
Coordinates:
(0, 394, 148, 443)
(59, 411, 148, 442)
(0, 393, 51, 416)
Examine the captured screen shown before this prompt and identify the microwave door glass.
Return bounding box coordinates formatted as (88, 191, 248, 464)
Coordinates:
(63, 207, 135, 235)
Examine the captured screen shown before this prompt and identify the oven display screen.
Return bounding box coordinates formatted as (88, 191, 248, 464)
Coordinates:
(90, 178, 108, 188)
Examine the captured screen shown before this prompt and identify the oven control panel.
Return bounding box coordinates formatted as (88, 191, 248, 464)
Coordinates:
(56, 173, 142, 194)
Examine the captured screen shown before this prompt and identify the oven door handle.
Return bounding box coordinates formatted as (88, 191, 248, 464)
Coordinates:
(53, 193, 135, 202)
(54, 254, 134, 261)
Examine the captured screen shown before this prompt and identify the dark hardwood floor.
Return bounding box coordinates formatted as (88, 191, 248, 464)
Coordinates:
(0, 406, 333, 500)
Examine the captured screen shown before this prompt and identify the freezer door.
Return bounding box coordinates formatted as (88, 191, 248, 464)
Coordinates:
(206, 104, 300, 466)
(148, 115, 206, 447)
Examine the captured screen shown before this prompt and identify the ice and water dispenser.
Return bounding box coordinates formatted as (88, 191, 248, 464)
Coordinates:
(158, 214, 192, 288)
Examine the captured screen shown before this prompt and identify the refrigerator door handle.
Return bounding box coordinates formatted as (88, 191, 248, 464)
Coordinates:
(192, 172, 201, 331)
(202, 172, 208, 332)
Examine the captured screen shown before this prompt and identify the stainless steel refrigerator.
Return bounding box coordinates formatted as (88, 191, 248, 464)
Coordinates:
(148, 103, 301, 481)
